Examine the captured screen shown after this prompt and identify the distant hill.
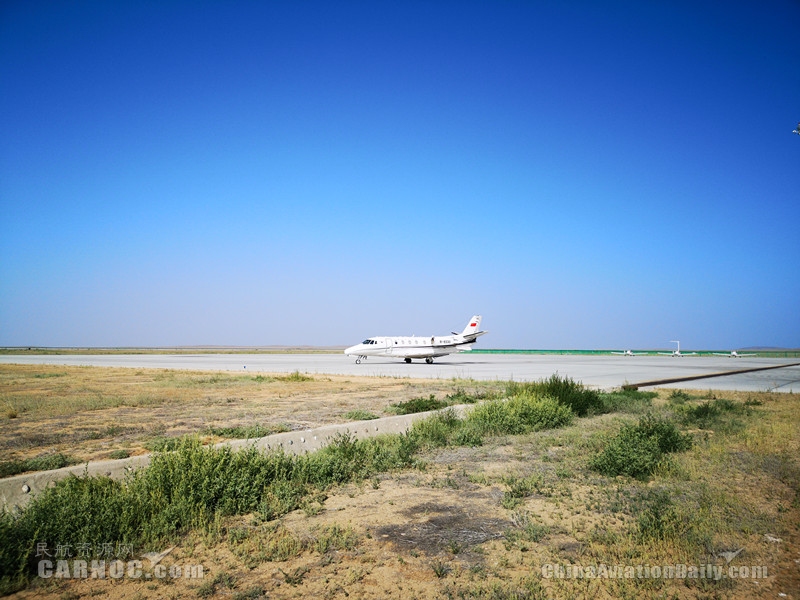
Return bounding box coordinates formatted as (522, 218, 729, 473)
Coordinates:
(740, 346, 800, 351)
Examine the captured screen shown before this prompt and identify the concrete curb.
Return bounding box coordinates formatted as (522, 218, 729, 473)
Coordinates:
(626, 361, 800, 390)
(0, 405, 471, 510)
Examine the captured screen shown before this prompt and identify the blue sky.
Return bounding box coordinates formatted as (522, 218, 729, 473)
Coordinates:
(1, 0, 798, 349)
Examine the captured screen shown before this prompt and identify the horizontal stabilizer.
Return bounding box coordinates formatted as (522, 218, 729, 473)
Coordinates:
(463, 330, 488, 341)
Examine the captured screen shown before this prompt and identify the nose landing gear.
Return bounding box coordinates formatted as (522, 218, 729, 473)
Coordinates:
(355, 356, 367, 364)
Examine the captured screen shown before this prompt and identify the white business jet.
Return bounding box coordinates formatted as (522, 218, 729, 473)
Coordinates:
(712, 350, 757, 358)
(345, 315, 488, 364)
(658, 340, 696, 357)
(611, 350, 646, 357)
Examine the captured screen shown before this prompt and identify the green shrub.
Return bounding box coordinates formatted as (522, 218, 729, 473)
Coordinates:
(206, 423, 290, 438)
(390, 395, 448, 415)
(599, 388, 657, 414)
(590, 415, 692, 480)
(0, 453, 78, 478)
(506, 374, 603, 416)
(636, 414, 693, 454)
(445, 388, 497, 404)
(344, 410, 379, 421)
(404, 392, 574, 450)
(145, 435, 192, 452)
(667, 390, 692, 405)
(408, 408, 462, 449)
(635, 488, 680, 541)
(451, 422, 484, 447)
(468, 394, 573, 436)
(259, 480, 307, 521)
(677, 398, 752, 433)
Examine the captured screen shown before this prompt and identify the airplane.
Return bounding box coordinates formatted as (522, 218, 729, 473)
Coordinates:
(712, 350, 757, 358)
(658, 340, 697, 357)
(344, 315, 488, 364)
(611, 350, 646, 357)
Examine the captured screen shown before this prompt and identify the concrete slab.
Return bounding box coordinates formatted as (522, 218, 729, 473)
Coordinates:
(1, 353, 799, 392)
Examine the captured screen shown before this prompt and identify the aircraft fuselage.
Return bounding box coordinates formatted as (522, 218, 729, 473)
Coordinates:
(344, 316, 487, 364)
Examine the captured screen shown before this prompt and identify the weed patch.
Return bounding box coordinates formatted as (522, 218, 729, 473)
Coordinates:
(445, 388, 498, 404)
(206, 423, 291, 439)
(312, 523, 359, 553)
(468, 394, 573, 437)
(501, 474, 548, 509)
(390, 388, 503, 417)
(275, 371, 313, 382)
(0, 431, 415, 592)
(599, 388, 656, 413)
(344, 409, 379, 421)
(677, 398, 754, 434)
(144, 434, 193, 452)
(507, 374, 603, 416)
(0, 453, 79, 478)
(390, 395, 449, 415)
(229, 523, 304, 567)
(590, 415, 692, 480)
(408, 408, 463, 448)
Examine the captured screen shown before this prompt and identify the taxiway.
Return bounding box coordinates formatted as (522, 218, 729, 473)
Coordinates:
(1, 353, 798, 392)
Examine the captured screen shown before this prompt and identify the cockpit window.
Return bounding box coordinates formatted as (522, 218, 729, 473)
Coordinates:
(362, 339, 375, 345)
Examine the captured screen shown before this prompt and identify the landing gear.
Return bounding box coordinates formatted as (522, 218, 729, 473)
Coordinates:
(355, 356, 367, 364)
(404, 358, 412, 364)
(425, 357, 434, 364)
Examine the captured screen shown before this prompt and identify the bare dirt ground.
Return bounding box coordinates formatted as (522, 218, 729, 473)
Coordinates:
(2, 365, 799, 599)
(0, 365, 504, 464)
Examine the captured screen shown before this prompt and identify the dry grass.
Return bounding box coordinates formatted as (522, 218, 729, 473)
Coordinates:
(0, 364, 504, 465)
(2, 366, 798, 599)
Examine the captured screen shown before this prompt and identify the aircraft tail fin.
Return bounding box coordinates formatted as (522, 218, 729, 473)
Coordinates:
(460, 315, 482, 337)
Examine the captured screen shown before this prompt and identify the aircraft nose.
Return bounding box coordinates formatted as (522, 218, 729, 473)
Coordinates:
(344, 345, 358, 355)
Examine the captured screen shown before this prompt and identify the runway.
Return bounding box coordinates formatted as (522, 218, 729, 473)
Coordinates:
(2, 353, 799, 392)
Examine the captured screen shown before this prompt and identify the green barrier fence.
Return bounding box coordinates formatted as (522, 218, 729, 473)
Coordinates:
(471, 349, 800, 358)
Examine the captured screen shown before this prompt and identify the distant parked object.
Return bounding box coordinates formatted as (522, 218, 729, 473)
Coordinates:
(658, 341, 697, 357)
(712, 351, 757, 358)
(345, 315, 488, 364)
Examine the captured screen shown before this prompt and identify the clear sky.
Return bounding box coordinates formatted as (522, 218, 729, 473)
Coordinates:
(1, 0, 798, 349)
